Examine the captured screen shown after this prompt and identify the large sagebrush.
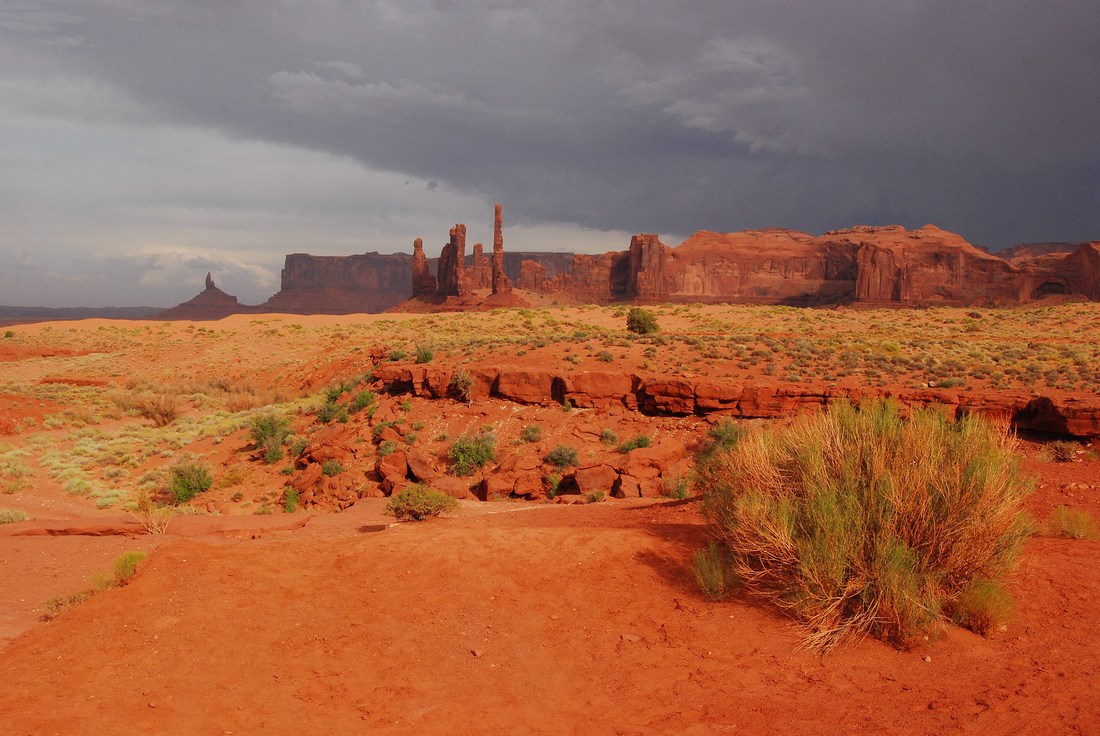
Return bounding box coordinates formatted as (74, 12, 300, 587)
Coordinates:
(697, 400, 1032, 651)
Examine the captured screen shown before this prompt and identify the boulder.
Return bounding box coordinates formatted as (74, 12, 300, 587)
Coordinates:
(574, 464, 619, 495)
(375, 451, 408, 496)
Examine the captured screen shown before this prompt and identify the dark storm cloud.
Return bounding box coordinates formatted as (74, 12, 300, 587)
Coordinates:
(4, 0, 1099, 257)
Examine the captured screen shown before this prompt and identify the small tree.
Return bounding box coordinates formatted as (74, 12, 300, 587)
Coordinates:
(626, 307, 659, 335)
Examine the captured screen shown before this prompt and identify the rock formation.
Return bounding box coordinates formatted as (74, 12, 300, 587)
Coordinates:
(437, 224, 468, 297)
(491, 204, 512, 295)
(411, 238, 436, 297)
(260, 252, 412, 314)
(160, 214, 1100, 321)
(159, 273, 248, 320)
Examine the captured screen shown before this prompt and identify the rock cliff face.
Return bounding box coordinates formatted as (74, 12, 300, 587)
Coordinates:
(159, 219, 1099, 321)
(258, 253, 412, 314)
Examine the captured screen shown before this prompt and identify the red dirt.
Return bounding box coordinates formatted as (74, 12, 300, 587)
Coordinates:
(0, 311, 1098, 734)
(0, 493, 1097, 735)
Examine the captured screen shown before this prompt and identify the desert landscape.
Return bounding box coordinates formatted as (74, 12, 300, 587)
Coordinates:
(0, 302, 1097, 734)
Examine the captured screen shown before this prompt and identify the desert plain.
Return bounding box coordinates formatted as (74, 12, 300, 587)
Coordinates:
(0, 302, 1098, 735)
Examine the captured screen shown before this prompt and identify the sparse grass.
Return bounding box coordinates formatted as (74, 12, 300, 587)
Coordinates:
(662, 474, 691, 500)
(41, 551, 147, 620)
(1039, 440, 1080, 463)
(385, 484, 457, 521)
(1046, 506, 1099, 540)
(415, 343, 434, 364)
(617, 435, 651, 453)
(545, 445, 579, 469)
(449, 432, 496, 476)
(283, 488, 300, 513)
(113, 551, 146, 585)
(693, 541, 736, 601)
(0, 507, 29, 524)
(697, 400, 1032, 652)
(599, 428, 618, 446)
(584, 490, 606, 503)
(520, 424, 543, 443)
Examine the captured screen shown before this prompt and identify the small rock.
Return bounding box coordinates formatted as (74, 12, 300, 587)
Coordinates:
(923, 656, 932, 663)
(471, 649, 483, 658)
(620, 633, 642, 643)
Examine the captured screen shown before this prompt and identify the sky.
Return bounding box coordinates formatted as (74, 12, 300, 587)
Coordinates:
(1, 1, 1098, 307)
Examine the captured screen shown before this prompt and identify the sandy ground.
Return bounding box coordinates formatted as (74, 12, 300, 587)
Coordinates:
(0, 309, 1098, 734)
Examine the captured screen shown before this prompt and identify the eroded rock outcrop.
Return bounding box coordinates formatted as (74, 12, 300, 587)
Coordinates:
(411, 238, 436, 297)
(159, 273, 251, 320)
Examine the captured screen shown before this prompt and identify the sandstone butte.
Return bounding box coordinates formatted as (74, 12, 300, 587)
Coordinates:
(158, 208, 1100, 319)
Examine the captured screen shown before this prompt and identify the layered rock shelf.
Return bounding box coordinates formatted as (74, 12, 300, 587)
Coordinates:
(370, 363, 1100, 438)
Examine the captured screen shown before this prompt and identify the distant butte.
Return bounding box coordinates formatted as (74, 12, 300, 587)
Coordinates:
(157, 211, 1100, 319)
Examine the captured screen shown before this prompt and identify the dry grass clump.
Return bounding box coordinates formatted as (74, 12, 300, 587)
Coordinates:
(131, 488, 173, 534)
(113, 391, 180, 427)
(1045, 506, 1099, 540)
(40, 550, 147, 620)
(697, 400, 1032, 651)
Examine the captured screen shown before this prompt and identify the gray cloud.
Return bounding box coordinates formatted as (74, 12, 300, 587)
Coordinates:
(1, 0, 1098, 306)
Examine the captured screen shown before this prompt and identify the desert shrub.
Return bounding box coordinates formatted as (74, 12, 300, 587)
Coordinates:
(449, 432, 496, 476)
(169, 459, 213, 504)
(599, 428, 619, 446)
(545, 473, 562, 498)
(697, 400, 1032, 651)
(113, 551, 146, 586)
(388, 348, 408, 362)
(0, 508, 28, 524)
(520, 424, 543, 443)
(1040, 440, 1080, 463)
(321, 460, 344, 477)
(1046, 506, 1099, 540)
(3, 330, 13, 338)
(385, 484, 457, 521)
(707, 419, 744, 453)
(585, 490, 606, 504)
(596, 351, 614, 363)
(626, 307, 659, 335)
(451, 369, 473, 402)
(316, 401, 349, 424)
(250, 414, 291, 448)
(662, 474, 691, 500)
(137, 393, 180, 427)
(289, 437, 308, 457)
(132, 488, 173, 534)
(545, 445, 579, 469)
(693, 541, 736, 601)
(415, 343, 434, 364)
(377, 440, 397, 457)
(351, 390, 377, 413)
(617, 435, 651, 453)
(283, 488, 300, 513)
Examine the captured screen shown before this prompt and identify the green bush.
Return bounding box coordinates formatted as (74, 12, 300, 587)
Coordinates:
(697, 400, 1032, 651)
(617, 435, 651, 453)
(626, 307, 659, 335)
(351, 390, 377, 413)
(283, 488, 300, 513)
(520, 424, 543, 443)
(449, 432, 496, 476)
(599, 428, 619, 446)
(113, 551, 147, 586)
(377, 440, 397, 457)
(385, 484, 457, 521)
(545, 445, 579, 469)
(415, 343, 434, 364)
(316, 401, 349, 424)
(545, 473, 562, 498)
(584, 490, 606, 504)
(249, 415, 292, 446)
(170, 460, 213, 504)
(321, 460, 344, 477)
(662, 474, 691, 500)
